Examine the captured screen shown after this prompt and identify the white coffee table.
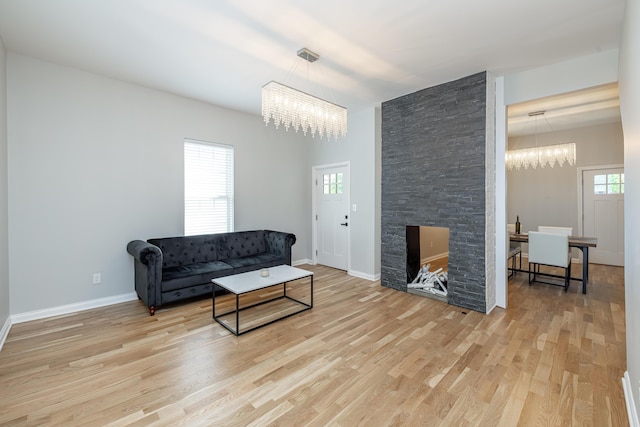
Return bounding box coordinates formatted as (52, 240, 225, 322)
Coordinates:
(212, 265, 313, 336)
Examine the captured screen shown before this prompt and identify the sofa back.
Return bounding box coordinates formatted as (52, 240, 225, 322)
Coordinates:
(225, 230, 266, 259)
(148, 230, 267, 269)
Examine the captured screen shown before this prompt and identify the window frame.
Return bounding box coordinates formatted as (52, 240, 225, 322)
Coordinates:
(184, 138, 234, 236)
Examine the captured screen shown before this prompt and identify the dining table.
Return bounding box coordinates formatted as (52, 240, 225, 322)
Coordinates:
(509, 233, 598, 294)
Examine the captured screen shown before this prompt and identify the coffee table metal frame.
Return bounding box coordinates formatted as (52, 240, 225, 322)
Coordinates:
(212, 265, 313, 336)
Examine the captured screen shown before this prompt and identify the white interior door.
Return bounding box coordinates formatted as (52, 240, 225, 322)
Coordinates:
(316, 165, 349, 270)
(582, 167, 624, 266)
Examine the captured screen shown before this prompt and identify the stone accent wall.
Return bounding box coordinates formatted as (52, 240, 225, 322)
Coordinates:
(381, 72, 489, 313)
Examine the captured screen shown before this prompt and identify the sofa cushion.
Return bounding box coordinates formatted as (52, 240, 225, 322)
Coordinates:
(162, 260, 233, 292)
(224, 253, 281, 269)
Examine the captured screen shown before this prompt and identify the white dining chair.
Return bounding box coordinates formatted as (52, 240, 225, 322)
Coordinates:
(507, 224, 521, 278)
(538, 226, 573, 259)
(528, 231, 572, 291)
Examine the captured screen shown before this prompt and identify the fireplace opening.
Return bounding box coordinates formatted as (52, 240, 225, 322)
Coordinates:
(406, 225, 449, 302)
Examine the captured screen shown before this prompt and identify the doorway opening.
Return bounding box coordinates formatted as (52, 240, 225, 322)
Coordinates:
(504, 82, 623, 302)
(579, 165, 624, 266)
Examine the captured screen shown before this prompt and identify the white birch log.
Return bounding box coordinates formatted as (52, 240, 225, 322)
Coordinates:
(408, 264, 448, 296)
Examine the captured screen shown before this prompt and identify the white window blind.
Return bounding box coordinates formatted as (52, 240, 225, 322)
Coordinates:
(184, 139, 234, 236)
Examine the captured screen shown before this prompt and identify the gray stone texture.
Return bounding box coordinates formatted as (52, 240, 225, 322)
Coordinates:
(381, 72, 488, 313)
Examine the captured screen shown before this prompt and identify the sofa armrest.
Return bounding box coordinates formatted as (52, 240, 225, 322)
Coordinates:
(127, 240, 161, 264)
(264, 231, 296, 265)
(126, 240, 163, 315)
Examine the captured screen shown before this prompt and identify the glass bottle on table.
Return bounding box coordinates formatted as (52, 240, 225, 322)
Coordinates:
(515, 215, 521, 234)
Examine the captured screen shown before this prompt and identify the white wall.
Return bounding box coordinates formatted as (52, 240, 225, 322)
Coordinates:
(419, 226, 449, 259)
(619, 0, 640, 418)
(504, 49, 620, 106)
(508, 122, 624, 236)
(374, 107, 381, 277)
(7, 53, 311, 314)
(0, 37, 9, 334)
(310, 107, 379, 279)
(485, 72, 497, 312)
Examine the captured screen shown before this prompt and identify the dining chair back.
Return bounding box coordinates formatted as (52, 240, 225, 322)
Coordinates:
(538, 226, 572, 236)
(528, 231, 572, 291)
(538, 226, 574, 260)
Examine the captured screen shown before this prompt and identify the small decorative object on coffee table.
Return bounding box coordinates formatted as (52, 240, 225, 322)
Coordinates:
(212, 265, 313, 336)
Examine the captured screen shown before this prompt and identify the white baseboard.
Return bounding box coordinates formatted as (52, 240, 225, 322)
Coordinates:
(623, 371, 640, 427)
(11, 292, 138, 324)
(348, 270, 380, 281)
(0, 315, 11, 352)
(293, 259, 380, 281)
(486, 302, 498, 314)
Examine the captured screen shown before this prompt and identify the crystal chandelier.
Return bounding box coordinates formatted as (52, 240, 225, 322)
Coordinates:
(506, 142, 576, 170)
(506, 111, 576, 170)
(262, 48, 347, 140)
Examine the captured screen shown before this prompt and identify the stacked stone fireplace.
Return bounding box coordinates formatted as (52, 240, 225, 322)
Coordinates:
(381, 72, 496, 313)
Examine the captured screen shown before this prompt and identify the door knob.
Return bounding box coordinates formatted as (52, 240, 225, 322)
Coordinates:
(341, 222, 348, 226)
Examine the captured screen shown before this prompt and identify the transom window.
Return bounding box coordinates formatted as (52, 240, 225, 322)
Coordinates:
(594, 173, 624, 195)
(323, 173, 343, 194)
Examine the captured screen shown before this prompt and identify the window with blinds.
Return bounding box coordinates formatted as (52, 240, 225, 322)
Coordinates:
(184, 139, 234, 236)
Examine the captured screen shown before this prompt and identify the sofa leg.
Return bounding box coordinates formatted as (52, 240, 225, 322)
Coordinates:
(149, 306, 156, 316)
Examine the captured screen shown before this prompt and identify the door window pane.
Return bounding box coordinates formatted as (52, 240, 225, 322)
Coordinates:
(322, 173, 343, 194)
(594, 173, 625, 195)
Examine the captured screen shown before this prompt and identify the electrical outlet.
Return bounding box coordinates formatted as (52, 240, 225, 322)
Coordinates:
(92, 273, 101, 285)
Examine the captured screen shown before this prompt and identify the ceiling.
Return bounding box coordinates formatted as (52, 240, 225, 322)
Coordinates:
(508, 82, 621, 137)
(0, 0, 626, 135)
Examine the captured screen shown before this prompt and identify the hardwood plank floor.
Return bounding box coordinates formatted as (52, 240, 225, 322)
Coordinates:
(0, 263, 627, 426)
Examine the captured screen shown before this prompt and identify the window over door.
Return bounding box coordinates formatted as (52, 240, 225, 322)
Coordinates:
(184, 139, 234, 236)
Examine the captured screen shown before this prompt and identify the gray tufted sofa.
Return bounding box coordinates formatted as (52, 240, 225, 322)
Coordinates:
(127, 230, 296, 315)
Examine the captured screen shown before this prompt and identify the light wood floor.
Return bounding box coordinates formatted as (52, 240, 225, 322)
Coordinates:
(0, 263, 627, 426)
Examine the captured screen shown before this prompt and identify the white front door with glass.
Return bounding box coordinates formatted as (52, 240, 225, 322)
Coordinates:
(582, 167, 624, 266)
(316, 165, 349, 271)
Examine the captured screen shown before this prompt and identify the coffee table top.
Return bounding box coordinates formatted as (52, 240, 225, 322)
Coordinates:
(211, 265, 313, 294)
